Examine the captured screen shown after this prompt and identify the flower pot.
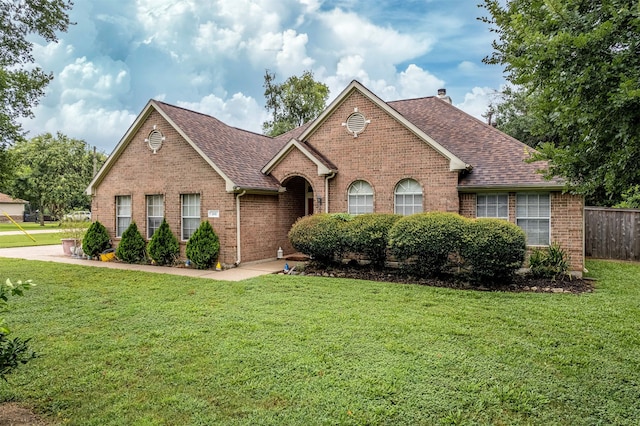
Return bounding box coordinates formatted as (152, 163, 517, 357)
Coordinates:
(61, 238, 79, 256)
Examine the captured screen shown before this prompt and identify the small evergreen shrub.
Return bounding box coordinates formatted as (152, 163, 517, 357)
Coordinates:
(388, 212, 467, 277)
(185, 221, 220, 270)
(288, 213, 349, 265)
(346, 213, 401, 268)
(82, 221, 111, 258)
(461, 218, 527, 283)
(147, 219, 180, 266)
(115, 222, 147, 264)
(529, 243, 570, 281)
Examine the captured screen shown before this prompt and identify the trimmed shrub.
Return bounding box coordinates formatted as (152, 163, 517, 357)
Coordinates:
(186, 221, 220, 270)
(288, 213, 350, 265)
(82, 221, 111, 258)
(388, 212, 467, 277)
(528, 243, 570, 281)
(346, 213, 401, 268)
(461, 218, 526, 283)
(115, 222, 147, 264)
(147, 219, 180, 266)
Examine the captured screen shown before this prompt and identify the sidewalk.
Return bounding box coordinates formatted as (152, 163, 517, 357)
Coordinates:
(0, 244, 292, 281)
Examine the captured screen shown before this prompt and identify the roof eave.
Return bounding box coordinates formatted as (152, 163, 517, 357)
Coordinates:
(262, 139, 334, 176)
(457, 183, 566, 193)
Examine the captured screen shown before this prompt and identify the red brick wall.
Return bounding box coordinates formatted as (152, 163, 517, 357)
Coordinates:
(304, 91, 460, 214)
(459, 191, 584, 273)
(238, 194, 280, 263)
(551, 192, 584, 272)
(91, 110, 239, 265)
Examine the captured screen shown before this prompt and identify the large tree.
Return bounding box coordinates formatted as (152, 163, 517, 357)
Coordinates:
(262, 70, 330, 137)
(480, 0, 640, 205)
(8, 132, 106, 224)
(1, 0, 73, 189)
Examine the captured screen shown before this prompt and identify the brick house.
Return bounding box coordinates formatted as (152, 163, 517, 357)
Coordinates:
(87, 80, 584, 273)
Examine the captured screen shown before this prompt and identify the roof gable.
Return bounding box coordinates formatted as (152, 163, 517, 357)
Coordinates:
(295, 80, 470, 172)
(88, 101, 286, 195)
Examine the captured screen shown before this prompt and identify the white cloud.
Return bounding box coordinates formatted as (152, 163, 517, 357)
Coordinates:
(399, 64, 445, 99)
(177, 93, 267, 133)
(458, 60, 479, 74)
(318, 9, 433, 64)
(456, 86, 497, 121)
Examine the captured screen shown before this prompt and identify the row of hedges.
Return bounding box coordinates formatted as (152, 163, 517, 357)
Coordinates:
(113, 219, 220, 269)
(288, 212, 528, 283)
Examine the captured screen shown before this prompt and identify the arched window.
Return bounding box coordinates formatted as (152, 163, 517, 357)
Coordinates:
(394, 179, 423, 215)
(348, 180, 374, 214)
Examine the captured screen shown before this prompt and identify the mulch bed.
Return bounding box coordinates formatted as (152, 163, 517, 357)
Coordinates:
(295, 263, 594, 294)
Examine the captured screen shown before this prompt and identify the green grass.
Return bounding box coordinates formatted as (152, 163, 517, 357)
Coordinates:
(0, 222, 59, 232)
(0, 258, 639, 425)
(0, 232, 62, 248)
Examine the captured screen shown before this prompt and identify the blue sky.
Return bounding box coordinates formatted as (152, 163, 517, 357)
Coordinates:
(24, 0, 506, 153)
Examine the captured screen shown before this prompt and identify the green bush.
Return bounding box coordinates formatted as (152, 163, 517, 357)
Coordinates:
(147, 219, 180, 266)
(288, 213, 350, 265)
(529, 243, 570, 281)
(115, 222, 147, 264)
(346, 213, 401, 269)
(82, 221, 111, 258)
(185, 221, 220, 270)
(388, 212, 467, 277)
(461, 219, 527, 283)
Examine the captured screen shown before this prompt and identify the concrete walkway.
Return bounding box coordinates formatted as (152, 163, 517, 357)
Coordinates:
(0, 244, 291, 281)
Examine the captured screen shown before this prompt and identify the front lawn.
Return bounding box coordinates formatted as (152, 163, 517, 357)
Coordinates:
(0, 258, 638, 425)
(0, 233, 62, 248)
(0, 222, 59, 232)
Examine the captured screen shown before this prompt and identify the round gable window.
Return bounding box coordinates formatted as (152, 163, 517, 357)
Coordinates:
(146, 129, 165, 153)
(345, 111, 369, 137)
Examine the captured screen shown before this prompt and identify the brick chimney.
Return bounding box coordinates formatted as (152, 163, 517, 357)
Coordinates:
(437, 88, 452, 104)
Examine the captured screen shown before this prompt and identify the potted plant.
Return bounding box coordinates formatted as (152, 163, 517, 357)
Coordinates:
(59, 217, 90, 256)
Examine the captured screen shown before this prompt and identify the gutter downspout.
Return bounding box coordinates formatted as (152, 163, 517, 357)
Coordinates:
(235, 190, 247, 265)
(324, 172, 336, 213)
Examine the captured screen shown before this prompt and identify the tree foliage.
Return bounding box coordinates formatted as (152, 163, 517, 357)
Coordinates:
(7, 132, 106, 223)
(0, 0, 73, 148)
(480, 0, 640, 205)
(262, 70, 329, 137)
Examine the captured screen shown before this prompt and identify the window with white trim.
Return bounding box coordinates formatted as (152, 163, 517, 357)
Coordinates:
(146, 195, 164, 239)
(181, 194, 200, 240)
(115, 195, 131, 238)
(516, 193, 550, 245)
(348, 181, 373, 215)
(394, 179, 423, 215)
(477, 194, 508, 219)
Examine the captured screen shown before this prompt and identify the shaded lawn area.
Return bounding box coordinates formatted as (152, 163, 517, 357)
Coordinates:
(0, 258, 638, 425)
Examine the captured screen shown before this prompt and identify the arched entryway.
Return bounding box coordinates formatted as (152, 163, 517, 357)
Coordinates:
(278, 175, 315, 254)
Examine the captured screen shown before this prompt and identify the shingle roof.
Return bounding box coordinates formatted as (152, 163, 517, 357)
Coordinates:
(155, 101, 286, 191)
(388, 97, 563, 189)
(0, 193, 27, 204)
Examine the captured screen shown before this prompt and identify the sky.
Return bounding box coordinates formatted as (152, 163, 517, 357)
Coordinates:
(23, 0, 507, 154)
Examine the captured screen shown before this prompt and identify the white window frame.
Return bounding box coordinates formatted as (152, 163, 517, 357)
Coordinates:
(146, 194, 164, 239)
(181, 194, 200, 240)
(516, 193, 550, 246)
(394, 179, 423, 215)
(115, 195, 131, 238)
(348, 180, 374, 215)
(476, 193, 509, 219)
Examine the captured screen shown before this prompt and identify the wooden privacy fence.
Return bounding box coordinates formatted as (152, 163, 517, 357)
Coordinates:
(585, 206, 640, 261)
